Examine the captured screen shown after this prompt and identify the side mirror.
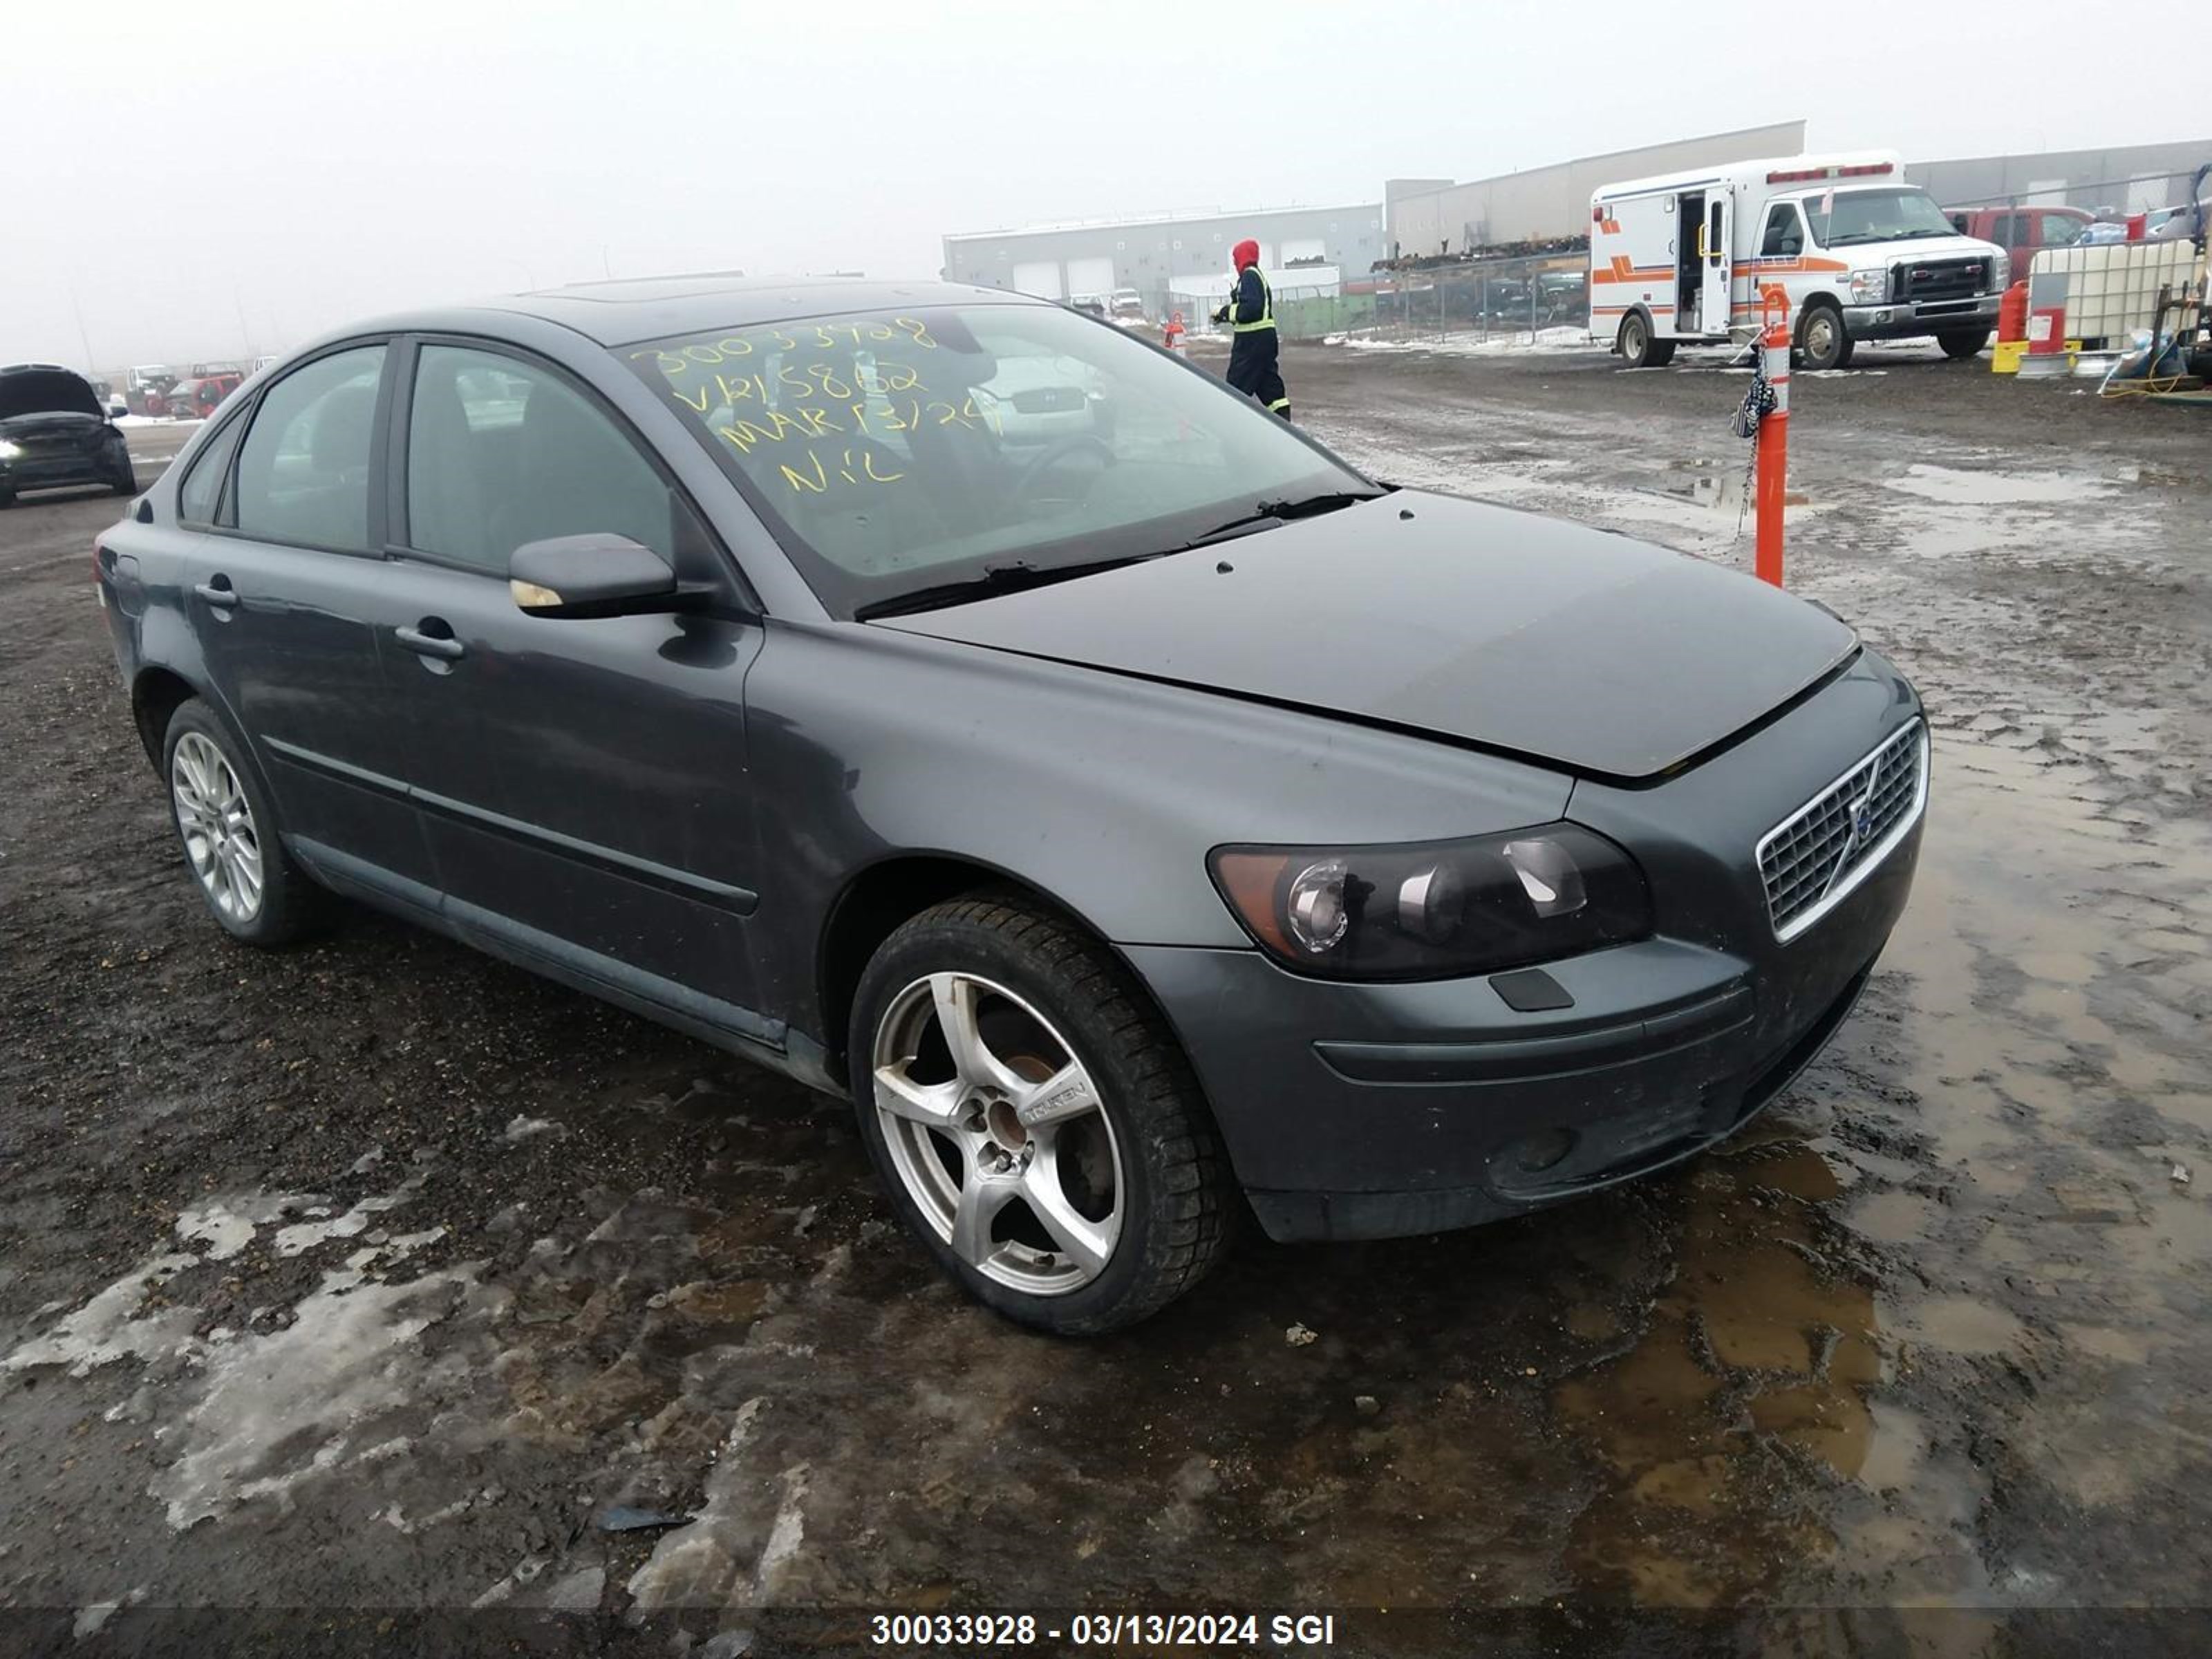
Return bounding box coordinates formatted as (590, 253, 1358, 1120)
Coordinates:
(509, 533, 677, 618)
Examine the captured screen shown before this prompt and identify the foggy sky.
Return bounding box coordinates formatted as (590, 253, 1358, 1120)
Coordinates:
(3, 0, 2186, 369)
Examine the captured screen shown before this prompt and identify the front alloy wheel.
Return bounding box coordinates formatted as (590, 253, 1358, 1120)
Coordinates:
(872, 971, 1121, 1295)
(848, 892, 1233, 1333)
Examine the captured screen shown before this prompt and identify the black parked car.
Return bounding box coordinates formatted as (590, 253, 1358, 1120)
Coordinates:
(95, 278, 1927, 1333)
(1, 364, 136, 505)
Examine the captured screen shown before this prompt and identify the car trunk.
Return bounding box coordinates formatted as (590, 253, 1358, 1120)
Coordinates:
(874, 491, 1859, 783)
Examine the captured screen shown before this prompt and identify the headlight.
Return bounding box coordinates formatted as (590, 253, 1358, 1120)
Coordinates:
(1991, 252, 2011, 290)
(1848, 269, 1888, 305)
(1209, 825, 1652, 981)
(0, 439, 21, 460)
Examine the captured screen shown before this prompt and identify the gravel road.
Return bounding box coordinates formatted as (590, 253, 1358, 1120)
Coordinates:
(1, 350, 2207, 1655)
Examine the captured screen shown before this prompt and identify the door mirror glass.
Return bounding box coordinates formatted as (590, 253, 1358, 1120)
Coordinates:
(509, 533, 677, 617)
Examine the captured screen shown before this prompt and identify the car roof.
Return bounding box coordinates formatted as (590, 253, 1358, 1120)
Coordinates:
(361, 274, 1045, 350)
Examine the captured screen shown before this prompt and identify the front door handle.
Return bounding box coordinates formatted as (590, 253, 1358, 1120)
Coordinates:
(395, 624, 465, 661)
(194, 579, 238, 609)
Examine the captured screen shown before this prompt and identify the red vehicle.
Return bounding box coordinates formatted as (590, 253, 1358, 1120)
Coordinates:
(162, 373, 243, 420)
(1947, 205, 2092, 278)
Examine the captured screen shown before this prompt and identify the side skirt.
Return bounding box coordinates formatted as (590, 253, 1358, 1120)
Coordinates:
(285, 835, 841, 1096)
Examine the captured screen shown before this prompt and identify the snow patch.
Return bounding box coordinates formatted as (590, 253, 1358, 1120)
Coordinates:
(151, 1264, 481, 1528)
(3, 1255, 201, 1376)
(626, 1397, 777, 1613)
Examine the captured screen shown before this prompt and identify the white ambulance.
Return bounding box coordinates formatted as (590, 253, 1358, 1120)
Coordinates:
(1588, 150, 2009, 370)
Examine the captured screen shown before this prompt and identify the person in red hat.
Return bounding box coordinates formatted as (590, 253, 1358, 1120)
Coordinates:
(1212, 238, 1289, 419)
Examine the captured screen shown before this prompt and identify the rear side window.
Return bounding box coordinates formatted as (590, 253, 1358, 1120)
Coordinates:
(405, 344, 684, 573)
(177, 415, 245, 525)
(233, 346, 386, 552)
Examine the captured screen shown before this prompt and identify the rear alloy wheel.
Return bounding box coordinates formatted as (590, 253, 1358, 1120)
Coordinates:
(162, 699, 324, 945)
(850, 894, 1232, 1333)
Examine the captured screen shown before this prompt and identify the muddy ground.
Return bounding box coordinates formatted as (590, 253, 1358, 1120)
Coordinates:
(1, 349, 2208, 1656)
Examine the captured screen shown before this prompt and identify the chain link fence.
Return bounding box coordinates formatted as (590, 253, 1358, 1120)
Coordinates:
(1349, 252, 1592, 347)
(1932, 168, 2206, 229)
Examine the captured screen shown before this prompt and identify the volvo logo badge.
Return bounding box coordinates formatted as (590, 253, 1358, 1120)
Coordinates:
(1824, 777, 1881, 898)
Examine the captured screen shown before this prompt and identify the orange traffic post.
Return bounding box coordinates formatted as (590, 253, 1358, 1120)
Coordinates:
(1755, 284, 1790, 588)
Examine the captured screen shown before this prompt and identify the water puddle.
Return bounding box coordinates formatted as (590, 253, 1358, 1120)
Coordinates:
(1883, 463, 2117, 507)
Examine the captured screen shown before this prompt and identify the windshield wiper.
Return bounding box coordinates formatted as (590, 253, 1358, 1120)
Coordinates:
(1183, 489, 1385, 549)
(854, 553, 1168, 621)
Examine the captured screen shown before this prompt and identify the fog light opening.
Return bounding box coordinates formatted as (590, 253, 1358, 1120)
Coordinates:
(1513, 1127, 1579, 1175)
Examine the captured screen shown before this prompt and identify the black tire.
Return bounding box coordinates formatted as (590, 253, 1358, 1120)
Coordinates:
(1617, 310, 1674, 368)
(161, 697, 325, 946)
(0, 487, 13, 508)
(1797, 303, 1853, 371)
(847, 890, 1234, 1335)
(1937, 329, 1989, 361)
(111, 450, 138, 496)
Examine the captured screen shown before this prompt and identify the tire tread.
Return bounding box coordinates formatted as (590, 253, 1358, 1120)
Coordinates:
(858, 889, 1234, 1333)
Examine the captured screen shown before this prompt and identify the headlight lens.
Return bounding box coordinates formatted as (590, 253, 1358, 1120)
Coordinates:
(0, 439, 21, 460)
(1848, 268, 1888, 305)
(1991, 252, 2011, 290)
(1210, 825, 1652, 981)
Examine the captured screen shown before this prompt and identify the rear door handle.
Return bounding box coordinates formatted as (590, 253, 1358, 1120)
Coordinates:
(395, 624, 465, 661)
(194, 579, 238, 609)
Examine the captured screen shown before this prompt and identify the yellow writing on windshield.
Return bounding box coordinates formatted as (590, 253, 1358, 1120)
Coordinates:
(637, 318, 939, 382)
(778, 447, 908, 494)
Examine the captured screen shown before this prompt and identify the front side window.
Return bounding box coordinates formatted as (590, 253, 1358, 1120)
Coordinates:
(407, 344, 683, 572)
(625, 303, 1367, 617)
(1759, 204, 1803, 258)
(178, 414, 245, 525)
(2041, 214, 2086, 247)
(233, 346, 386, 552)
(1802, 187, 1959, 249)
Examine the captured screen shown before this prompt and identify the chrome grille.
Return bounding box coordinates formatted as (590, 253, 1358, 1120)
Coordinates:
(1756, 721, 1927, 941)
(1893, 257, 1989, 303)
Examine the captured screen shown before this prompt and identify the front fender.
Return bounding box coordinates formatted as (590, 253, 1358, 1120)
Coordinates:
(744, 619, 1572, 1027)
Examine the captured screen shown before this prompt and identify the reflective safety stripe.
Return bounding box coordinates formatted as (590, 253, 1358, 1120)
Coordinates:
(1228, 269, 1275, 332)
(1266, 397, 1290, 411)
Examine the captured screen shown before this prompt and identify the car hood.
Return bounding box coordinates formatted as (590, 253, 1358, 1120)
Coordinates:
(0, 369, 104, 422)
(1839, 234, 1998, 263)
(875, 491, 1858, 782)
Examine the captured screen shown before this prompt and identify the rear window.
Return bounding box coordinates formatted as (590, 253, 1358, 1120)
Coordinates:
(232, 346, 386, 552)
(178, 415, 246, 525)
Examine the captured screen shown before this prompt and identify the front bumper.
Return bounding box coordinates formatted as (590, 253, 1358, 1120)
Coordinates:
(1127, 650, 1926, 1242)
(1844, 294, 1999, 339)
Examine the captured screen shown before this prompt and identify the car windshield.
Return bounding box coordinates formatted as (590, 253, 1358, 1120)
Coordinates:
(1804, 187, 1959, 247)
(624, 302, 1369, 617)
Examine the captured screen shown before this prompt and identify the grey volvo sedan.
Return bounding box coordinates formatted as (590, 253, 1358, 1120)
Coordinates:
(95, 277, 1925, 1333)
